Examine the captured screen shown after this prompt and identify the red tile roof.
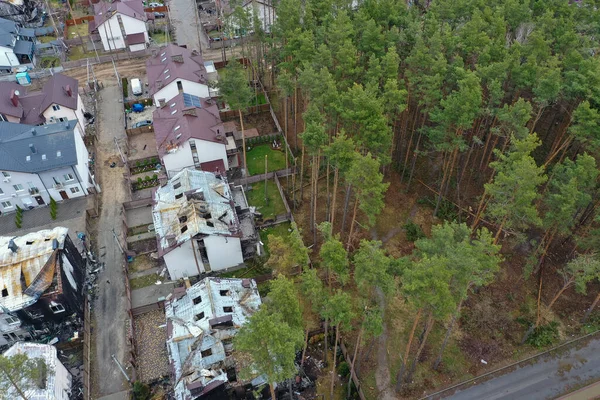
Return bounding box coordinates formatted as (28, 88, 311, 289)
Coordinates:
(153, 93, 225, 157)
(126, 32, 146, 45)
(200, 159, 226, 175)
(146, 44, 207, 96)
(92, 0, 146, 29)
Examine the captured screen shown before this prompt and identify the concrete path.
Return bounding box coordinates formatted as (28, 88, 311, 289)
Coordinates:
(444, 335, 600, 400)
(167, 0, 208, 52)
(91, 84, 131, 397)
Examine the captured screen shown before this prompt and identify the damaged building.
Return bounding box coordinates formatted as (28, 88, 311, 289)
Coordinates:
(165, 277, 262, 399)
(0, 226, 86, 350)
(3, 341, 72, 399)
(152, 168, 258, 279)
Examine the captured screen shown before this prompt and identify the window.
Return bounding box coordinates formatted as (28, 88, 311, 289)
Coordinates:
(219, 290, 228, 296)
(192, 296, 202, 305)
(53, 177, 60, 185)
(173, 182, 181, 189)
(180, 225, 188, 233)
(223, 306, 233, 313)
(1, 288, 8, 297)
(27, 182, 35, 188)
(27, 310, 43, 319)
(12, 184, 24, 191)
(195, 312, 205, 320)
(57, 117, 67, 122)
(52, 105, 61, 111)
(57, 151, 62, 158)
(63, 173, 74, 181)
(1, 201, 12, 208)
(5, 316, 19, 325)
(50, 303, 65, 313)
(177, 81, 183, 91)
(2, 172, 10, 177)
(70, 187, 80, 194)
(178, 215, 187, 223)
(200, 348, 213, 357)
(175, 193, 183, 200)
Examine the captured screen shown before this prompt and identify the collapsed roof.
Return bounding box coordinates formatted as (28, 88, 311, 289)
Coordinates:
(0, 227, 71, 312)
(152, 169, 241, 256)
(165, 277, 262, 398)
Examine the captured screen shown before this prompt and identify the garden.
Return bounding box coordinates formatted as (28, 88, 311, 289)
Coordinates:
(245, 180, 287, 221)
(132, 174, 160, 191)
(130, 157, 160, 175)
(246, 137, 288, 176)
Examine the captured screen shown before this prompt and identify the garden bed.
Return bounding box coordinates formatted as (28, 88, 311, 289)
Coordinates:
(130, 157, 160, 175)
(132, 175, 160, 191)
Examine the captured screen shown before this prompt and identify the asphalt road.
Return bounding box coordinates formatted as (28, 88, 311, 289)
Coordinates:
(444, 335, 600, 400)
(167, 0, 208, 53)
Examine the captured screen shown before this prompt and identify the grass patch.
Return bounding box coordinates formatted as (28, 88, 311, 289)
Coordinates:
(128, 254, 158, 274)
(259, 222, 291, 257)
(246, 144, 287, 175)
(253, 92, 267, 106)
(37, 35, 57, 44)
(40, 56, 60, 68)
(66, 45, 88, 61)
(129, 273, 161, 290)
(67, 21, 89, 38)
(150, 31, 167, 44)
(245, 180, 286, 219)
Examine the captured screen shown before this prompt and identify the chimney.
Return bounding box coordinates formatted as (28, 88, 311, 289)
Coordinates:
(8, 239, 18, 253)
(65, 85, 72, 97)
(182, 108, 196, 117)
(171, 54, 184, 63)
(158, 98, 166, 107)
(29, 143, 37, 154)
(31, 128, 36, 136)
(10, 89, 19, 107)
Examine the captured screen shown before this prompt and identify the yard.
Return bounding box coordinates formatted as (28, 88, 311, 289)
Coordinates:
(129, 273, 161, 290)
(245, 180, 286, 220)
(259, 222, 291, 258)
(66, 22, 90, 39)
(149, 30, 168, 44)
(246, 144, 287, 175)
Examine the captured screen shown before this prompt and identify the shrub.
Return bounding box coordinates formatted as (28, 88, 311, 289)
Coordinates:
(403, 221, 425, 242)
(137, 177, 143, 184)
(152, 174, 158, 180)
(132, 381, 150, 400)
(338, 361, 350, 378)
(526, 322, 559, 348)
(136, 160, 141, 167)
(49, 198, 57, 220)
(144, 175, 151, 181)
(122, 78, 128, 98)
(15, 206, 23, 228)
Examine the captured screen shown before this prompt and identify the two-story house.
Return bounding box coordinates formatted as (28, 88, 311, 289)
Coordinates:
(0, 74, 88, 136)
(153, 92, 239, 176)
(0, 120, 95, 213)
(3, 342, 72, 399)
(0, 227, 86, 350)
(147, 44, 214, 107)
(0, 17, 35, 72)
(90, 0, 149, 52)
(152, 168, 258, 279)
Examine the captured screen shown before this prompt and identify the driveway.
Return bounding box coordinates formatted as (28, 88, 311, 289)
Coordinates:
(443, 335, 600, 400)
(92, 84, 131, 397)
(167, 0, 208, 52)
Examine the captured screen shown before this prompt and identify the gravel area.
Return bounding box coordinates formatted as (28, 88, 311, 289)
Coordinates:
(126, 105, 156, 128)
(133, 309, 170, 383)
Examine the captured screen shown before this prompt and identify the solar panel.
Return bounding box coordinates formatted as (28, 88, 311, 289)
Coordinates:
(183, 93, 202, 108)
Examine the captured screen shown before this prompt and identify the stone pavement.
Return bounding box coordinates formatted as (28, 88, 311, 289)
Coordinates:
(133, 309, 170, 383)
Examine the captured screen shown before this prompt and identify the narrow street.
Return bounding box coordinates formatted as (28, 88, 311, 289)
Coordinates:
(91, 84, 131, 397)
(167, 0, 208, 52)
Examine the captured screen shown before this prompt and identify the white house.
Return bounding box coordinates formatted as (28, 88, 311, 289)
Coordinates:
(0, 17, 35, 72)
(153, 92, 238, 176)
(165, 277, 262, 399)
(243, 0, 275, 33)
(0, 120, 96, 214)
(152, 169, 257, 279)
(147, 44, 211, 106)
(3, 342, 72, 399)
(91, 0, 149, 52)
(0, 74, 89, 136)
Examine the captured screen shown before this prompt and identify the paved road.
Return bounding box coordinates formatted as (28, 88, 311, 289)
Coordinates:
(444, 336, 600, 400)
(167, 0, 208, 53)
(92, 84, 131, 397)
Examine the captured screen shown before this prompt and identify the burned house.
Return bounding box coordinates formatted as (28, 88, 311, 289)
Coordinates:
(165, 277, 262, 399)
(0, 227, 85, 350)
(152, 168, 258, 279)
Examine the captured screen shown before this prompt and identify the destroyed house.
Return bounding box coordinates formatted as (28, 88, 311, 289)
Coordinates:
(152, 169, 258, 279)
(165, 277, 262, 399)
(0, 227, 86, 350)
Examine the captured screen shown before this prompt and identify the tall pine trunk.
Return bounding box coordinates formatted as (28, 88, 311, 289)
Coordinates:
(330, 323, 341, 400)
(433, 300, 464, 370)
(340, 184, 352, 236)
(582, 291, 600, 323)
(348, 327, 363, 399)
(405, 313, 435, 385)
(301, 328, 309, 367)
(346, 197, 359, 250)
(330, 168, 339, 227)
(395, 308, 421, 392)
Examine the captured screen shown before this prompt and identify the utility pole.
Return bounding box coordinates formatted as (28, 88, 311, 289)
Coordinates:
(111, 228, 125, 254)
(193, 0, 202, 54)
(111, 57, 120, 87)
(264, 154, 268, 205)
(114, 137, 126, 163)
(111, 354, 132, 385)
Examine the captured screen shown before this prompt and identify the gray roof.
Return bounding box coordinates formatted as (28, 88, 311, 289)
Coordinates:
(13, 39, 33, 56)
(0, 120, 78, 173)
(18, 27, 35, 37)
(0, 17, 17, 47)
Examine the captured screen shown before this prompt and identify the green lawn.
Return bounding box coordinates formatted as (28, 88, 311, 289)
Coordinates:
(245, 180, 287, 219)
(259, 222, 291, 257)
(246, 144, 287, 175)
(129, 273, 161, 290)
(37, 35, 57, 44)
(150, 31, 168, 44)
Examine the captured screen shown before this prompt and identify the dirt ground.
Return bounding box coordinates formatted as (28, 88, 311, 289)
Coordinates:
(63, 58, 149, 84)
(224, 111, 278, 136)
(133, 309, 170, 383)
(127, 131, 158, 161)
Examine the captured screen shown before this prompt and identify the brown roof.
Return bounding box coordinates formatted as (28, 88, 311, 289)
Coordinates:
(146, 44, 207, 96)
(92, 0, 146, 29)
(200, 159, 226, 175)
(0, 82, 25, 118)
(17, 74, 79, 125)
(153, 93, 224, 157)
(126, 32, 146, 45)
(243, 128, 259, 138)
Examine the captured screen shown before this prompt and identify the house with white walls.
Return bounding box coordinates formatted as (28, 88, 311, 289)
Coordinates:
(90, 0, 149, 52)
(153, 92, 239, 177)
(3, 342, 72, 399)
(0, 227, 86, 349)
(0, 74, 89, 136)
(0, 120, 96, 214)
(147, 44, 215, 107)
(152, 169, 257, 279)
(0, 17, 35, 72)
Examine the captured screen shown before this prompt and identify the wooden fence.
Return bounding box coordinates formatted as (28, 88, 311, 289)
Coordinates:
(62, 48, 153, 70)
(234, 168, 293, 186)
(83, 297, 91, 400)
(131, 300, 165, 316)
(66, 16, 94, 26)
(126, 125, 154, 136)
(219, 103, 270, 119)
(340, 340, 367, 400)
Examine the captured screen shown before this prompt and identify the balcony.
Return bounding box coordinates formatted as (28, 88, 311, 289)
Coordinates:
(53, 183, 64, 190)
(28, 187, 39, 195)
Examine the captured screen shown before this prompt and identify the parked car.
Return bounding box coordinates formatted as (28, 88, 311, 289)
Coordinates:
(133, 120, 153, 128)
(154, 11, 165, 18)
(149, 2, 163, 6)
(131, 78, 143, 96)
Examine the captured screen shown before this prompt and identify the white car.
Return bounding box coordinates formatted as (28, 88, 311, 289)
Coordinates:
(149, 2, 163, 7)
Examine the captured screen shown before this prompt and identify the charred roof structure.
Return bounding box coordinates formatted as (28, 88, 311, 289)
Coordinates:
(0, 227, 86, 350)
(165, 277, 261, 399)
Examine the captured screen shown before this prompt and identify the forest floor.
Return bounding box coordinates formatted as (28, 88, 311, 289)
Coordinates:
(284, 154, 600, 399)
